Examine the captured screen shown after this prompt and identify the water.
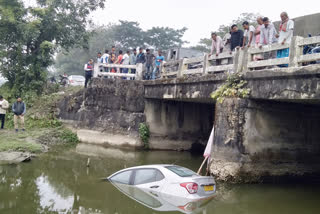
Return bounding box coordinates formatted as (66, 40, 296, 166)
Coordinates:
(0, 144, 319, 214)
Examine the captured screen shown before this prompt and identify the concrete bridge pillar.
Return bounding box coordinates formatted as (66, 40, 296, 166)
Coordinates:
(210, 98, 248, 181)
(211, 98, 320, 182)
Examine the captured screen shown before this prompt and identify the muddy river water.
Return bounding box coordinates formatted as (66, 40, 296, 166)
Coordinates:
(0, 143, 319, 214)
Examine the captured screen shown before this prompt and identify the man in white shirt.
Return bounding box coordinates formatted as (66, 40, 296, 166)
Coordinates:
(242, 21, 256, 48)
(209, 32, 224, 65)
(277, 12, 295, 67)
(223, 32, 231, 52)
(259, 17, 278, 59)
(101, 50, 110, 72)
(0, 95, 9, 129)
(278, 12, 294, 45)
(259, 17, 278, 46)
(122, 51, 130, 79)
(209, 32, 224, 57)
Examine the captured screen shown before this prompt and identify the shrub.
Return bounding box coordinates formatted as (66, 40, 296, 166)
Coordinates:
(139, 123, 150, 149)
(211, 73, 251, 103)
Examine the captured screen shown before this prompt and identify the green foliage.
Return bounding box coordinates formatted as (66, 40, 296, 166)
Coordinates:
(211, 73, 251, 103)
(190, 38, 212, 52)
(145, 26, 188, 50)
(113, 20, 145, 50)
(59, 128, 79, 145)
(0, 140, 42, 153)
(139, 123, 150, 149)
(0, 0, 106, 95)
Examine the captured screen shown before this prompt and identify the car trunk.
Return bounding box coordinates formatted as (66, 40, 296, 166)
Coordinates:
(192, 176, 216, 197)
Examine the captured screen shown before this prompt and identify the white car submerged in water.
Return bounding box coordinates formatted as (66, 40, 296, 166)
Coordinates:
(108, 165, 216, 213)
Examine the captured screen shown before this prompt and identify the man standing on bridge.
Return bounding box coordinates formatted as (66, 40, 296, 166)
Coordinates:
(84, 59, 94, 88)
(259, 17, 278, 60)
(122, 50, 130, 79)
(145, 49, 155, 80)
(102, 50, 110, 73)
(136, 47, 146, 64)
(242, 21, 256, 48)
(109, 46, 117, 73)
(230, 24, 244, 52)
(152, 50, 164, 80)
(277, 12, 294, 67)
(130, 48, 137, 75)
(209, 32, 224, 65)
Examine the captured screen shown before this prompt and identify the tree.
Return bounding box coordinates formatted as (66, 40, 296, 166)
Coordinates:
(54, 23, 188, 75)
(145, 27, 188, 50)
(112, 20, 145, 50)
(190, 38, 211, 53)
(55, 25, 116, 76)
(0, 0, 106, 95)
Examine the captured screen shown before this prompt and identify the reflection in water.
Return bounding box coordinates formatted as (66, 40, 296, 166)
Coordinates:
(110, 182, 214, 214)
(0, 144, 320, 214)
(36, 175, 74, 213)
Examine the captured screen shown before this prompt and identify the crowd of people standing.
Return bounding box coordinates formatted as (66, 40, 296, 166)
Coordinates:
(83, 12, 295, 87)
(83, 46, 165, 87)
(209, 12, 294, 66)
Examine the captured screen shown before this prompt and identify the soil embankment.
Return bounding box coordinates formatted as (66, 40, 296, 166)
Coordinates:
(0, 87, 81, 164)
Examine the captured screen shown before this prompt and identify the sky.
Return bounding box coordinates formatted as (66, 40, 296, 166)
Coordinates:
(24, 0, 320, 46)
(91, 0, 319, 46)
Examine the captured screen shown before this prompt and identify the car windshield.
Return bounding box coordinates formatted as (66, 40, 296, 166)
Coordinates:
(165, 166, 197, 177)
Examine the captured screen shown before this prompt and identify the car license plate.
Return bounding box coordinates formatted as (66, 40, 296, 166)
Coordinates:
(204, 185, 214, 191)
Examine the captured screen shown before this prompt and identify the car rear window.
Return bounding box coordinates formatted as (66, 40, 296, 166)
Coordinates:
(165, 166, 197, 177)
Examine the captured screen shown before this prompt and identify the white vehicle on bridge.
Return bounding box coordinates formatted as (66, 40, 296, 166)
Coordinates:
(107, 165, 216, 202)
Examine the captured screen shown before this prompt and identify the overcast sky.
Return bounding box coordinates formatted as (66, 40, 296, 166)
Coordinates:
(24, 0, 319, 46)
(91, 0, 319, 46)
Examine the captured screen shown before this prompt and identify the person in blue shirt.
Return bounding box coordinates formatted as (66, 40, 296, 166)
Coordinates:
(152, 50, 165, 80)
(136, 47, 146, 64)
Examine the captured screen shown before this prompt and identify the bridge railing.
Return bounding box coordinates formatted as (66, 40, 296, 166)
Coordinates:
(160, 35, 320, 79)
(94, 63, 144, 80)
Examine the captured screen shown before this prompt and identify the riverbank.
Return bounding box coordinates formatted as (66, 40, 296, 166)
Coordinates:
(0, 126, 79, 164)
(0, 85, 81, 163)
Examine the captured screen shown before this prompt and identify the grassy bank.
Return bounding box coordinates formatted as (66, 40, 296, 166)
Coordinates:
(0, 84, 82, 154)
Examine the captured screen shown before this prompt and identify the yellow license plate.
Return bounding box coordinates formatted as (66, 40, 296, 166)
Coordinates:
(204, 185, 214, 191)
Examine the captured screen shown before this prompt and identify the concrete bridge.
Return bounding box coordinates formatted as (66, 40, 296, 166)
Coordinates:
(59, 35, 320, 182)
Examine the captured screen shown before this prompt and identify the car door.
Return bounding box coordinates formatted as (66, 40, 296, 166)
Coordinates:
(133, 168, 166, 194)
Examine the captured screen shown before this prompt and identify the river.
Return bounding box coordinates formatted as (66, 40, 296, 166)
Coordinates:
(0, 143, 319, 214)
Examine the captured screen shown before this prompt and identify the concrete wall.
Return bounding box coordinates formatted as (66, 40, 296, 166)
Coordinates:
(244, 100, 320, 164)
(58, 78, 145, 147)
(211, 98, 320, 182)
(145, 99, 214, 151)
(274, 13, 320, 37)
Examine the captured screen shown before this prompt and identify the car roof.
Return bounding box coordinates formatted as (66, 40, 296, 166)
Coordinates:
(123, 164, 174, 170)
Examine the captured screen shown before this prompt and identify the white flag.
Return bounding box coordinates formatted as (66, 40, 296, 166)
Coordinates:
(203, 127, 214, 158)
